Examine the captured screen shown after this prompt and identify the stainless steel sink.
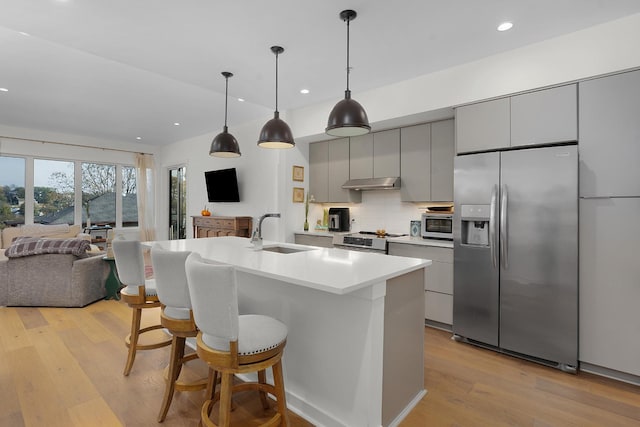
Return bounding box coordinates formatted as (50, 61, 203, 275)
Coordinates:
(261, 245, 313, 254)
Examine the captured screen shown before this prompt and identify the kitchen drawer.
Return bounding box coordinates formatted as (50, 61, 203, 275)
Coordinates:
(425, 260, 453, 294)
(388, 243, 453, 263)
(294, 234, 334, 248)
(425, 291, 453, 325)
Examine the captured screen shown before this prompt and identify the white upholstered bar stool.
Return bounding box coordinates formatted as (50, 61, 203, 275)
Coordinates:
(150, 245, 208, 422)
(112, 240, 171, 376)
(185, 253, 289, 427)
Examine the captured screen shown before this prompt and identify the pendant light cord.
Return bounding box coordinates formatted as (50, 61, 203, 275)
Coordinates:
(346, 16, 351, 92)
(224, 75, 229, 128)
(275, 50, 279, 113)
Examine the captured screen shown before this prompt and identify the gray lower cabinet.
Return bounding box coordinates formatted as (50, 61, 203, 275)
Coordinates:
(579, 69, 640, 198)
(388, 242, 453, 327)
(309, 139, 361, 203)
(456, 84, 577, 154)
(579, 197, 640, 378)
(400, 119, 454, 202)
(294, 233, 334, 248)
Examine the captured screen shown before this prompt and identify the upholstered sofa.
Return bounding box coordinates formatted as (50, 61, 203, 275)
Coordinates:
(0, 225, 109, 307)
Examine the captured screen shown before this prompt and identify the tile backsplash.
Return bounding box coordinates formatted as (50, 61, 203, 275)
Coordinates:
(310, 190, 443, 235)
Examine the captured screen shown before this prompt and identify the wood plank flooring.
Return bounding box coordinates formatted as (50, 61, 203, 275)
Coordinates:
(1, 300, 639, 426)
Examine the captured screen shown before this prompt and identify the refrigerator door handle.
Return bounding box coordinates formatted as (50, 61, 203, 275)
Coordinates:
(489, 184, 498, 268)
(500, 184, 508, 269)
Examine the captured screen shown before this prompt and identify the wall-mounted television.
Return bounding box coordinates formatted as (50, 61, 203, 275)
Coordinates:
(205, 168, 240, 202)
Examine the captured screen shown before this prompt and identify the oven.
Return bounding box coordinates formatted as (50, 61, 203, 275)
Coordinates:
(421, 213, 453, 240)
(332, 231, 405, 254)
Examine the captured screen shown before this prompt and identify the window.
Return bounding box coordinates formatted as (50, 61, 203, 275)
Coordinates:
(0, 156, 26, 228)
(82, 163, 116, 226)
(33, 159, 75, 224)
(122, 166, 138, 227)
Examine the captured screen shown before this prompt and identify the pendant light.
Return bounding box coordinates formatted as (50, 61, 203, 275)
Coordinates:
(210, 71, 241, 157)
(257, 46, 295, 149)
(326, 9, 371, 137)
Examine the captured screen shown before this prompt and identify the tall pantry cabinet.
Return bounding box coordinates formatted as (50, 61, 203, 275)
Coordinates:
(578, 69, 640, 380)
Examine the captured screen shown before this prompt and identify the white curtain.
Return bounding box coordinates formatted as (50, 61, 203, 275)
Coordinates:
(135, 153, 156, 241)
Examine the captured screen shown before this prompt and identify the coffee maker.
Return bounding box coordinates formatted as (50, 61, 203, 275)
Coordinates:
(328, 208, 350, 232)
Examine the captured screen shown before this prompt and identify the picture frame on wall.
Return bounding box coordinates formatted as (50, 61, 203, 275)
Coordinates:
(293, 187, 304, 203)
(292, 165, 304, 182)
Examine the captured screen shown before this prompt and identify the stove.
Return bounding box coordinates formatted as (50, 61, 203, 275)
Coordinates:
(332, 231, 406, 253)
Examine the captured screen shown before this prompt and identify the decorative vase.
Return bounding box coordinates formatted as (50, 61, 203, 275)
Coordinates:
(304, 219, 309, 231)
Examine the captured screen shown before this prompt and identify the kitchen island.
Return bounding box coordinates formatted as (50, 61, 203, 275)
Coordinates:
(145, 236, 430, 427)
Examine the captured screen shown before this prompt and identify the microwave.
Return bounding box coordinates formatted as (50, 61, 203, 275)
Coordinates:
(421, 213, 453, 240)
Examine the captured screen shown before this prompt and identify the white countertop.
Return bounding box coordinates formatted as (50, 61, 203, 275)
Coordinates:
(387, 235, 454, 249)
(145, 236, 429, 295)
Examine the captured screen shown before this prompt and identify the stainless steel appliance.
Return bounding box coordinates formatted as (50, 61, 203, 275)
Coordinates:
(421, 213, 453, 240)
(332, 231, 405, 253)
(453, 144, 578, 372)
(328, 208, 350, 232)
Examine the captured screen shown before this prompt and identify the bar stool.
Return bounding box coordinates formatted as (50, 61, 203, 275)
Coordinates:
(150, 245, 208, 422)
(185, 253, 289, 427)
(112, 240, 171, 376)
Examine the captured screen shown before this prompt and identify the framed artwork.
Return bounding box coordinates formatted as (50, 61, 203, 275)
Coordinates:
(292, 165, 304, 182)
(293, 187, 304, 203)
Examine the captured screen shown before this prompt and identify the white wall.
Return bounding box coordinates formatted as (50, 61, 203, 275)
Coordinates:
(160, 13, 640, 241)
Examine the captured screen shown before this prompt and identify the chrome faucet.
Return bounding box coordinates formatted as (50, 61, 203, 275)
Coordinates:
(251, 213, 281, 249)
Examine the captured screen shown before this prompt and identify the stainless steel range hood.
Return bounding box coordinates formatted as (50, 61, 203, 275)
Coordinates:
(341, 177, 400, 190)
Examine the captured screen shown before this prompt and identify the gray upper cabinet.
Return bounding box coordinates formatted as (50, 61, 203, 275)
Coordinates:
(400, 120, 454, 202)
(309, 139, 361, 203)
(309, 141, 329, 203)
(579, 70, 640, 198)
(455, 98, 510, 153)
(456, 84, 577, 154)
(511, 84, 577, 147)
(430, 119, 455, 201)
(328, 138, 361, 203)
(349, 134, 373, 179)
(373, 129, 401, 178)
(400, 123, 431, 202)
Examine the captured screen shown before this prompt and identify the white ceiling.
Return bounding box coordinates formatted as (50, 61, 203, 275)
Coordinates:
(1, 0, 639, 147)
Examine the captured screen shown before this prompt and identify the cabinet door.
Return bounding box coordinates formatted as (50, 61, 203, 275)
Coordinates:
(579, 197, 640, 376)
(328, 138, 361, 203)
(579, 70, 640, 197)
(373, 129, 400, 178)
(430, 119, 454, 202)
(400, 124, 431, 202)
(309, 141, 329, 203)
(455, 98, 510, 153)
(511, 84, 577, 147)
(349, 134, 373, 179)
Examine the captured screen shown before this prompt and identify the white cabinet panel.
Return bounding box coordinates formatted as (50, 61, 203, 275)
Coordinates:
(579, 197, 640, 376)
(579, 70, 640, 197)
(511, 84, 577, 147)
(425, 291, 453, 325)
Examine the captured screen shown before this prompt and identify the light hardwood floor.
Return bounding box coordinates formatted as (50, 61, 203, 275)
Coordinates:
(1, 300, 639, 426)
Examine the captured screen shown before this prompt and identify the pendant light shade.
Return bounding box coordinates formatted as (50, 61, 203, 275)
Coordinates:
(258, 46, 295, 149)
(210, 71, 241, 157)
(326, 9, 371, 137)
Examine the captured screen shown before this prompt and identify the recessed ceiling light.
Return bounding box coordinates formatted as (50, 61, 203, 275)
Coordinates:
(174, 122, 180, 126)
(497, 22, 513, 32)
(136, 136, 142, 140)
(300, 89, 310, 94)
(237, 98, 245, 102)
(0, 88, 8, 92)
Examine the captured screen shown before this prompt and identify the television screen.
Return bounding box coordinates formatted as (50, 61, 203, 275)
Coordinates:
(205, 168, 240, 202)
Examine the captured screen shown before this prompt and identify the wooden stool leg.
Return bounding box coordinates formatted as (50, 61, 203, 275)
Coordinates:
(257, 369, 270, 410)
(205, 368, 218, 415)
(219, 372, 233, 427)
(124, 307, 142, 376)
(157, 335, 185, 422)
(272, 360, 289, 427)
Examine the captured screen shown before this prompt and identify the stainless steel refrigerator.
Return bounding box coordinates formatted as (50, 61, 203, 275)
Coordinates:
(452, 144, 578, 372)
